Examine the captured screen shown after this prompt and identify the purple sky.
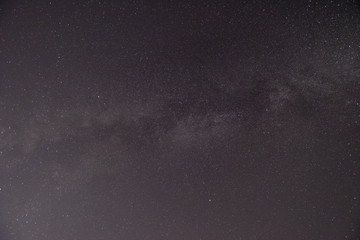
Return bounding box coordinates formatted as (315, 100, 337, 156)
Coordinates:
(0, 1, 359, 239)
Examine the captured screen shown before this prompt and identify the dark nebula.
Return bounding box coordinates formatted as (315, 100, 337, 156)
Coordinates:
(0, 1, 359, 239)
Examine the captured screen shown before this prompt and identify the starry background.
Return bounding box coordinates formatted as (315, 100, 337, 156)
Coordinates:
(0, 0, 360, 239)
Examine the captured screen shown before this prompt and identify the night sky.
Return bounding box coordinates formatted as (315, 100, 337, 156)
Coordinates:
(1, 0, 360, 239)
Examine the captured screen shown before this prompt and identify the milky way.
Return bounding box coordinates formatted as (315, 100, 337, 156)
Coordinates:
(0, 1, 360, 239)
